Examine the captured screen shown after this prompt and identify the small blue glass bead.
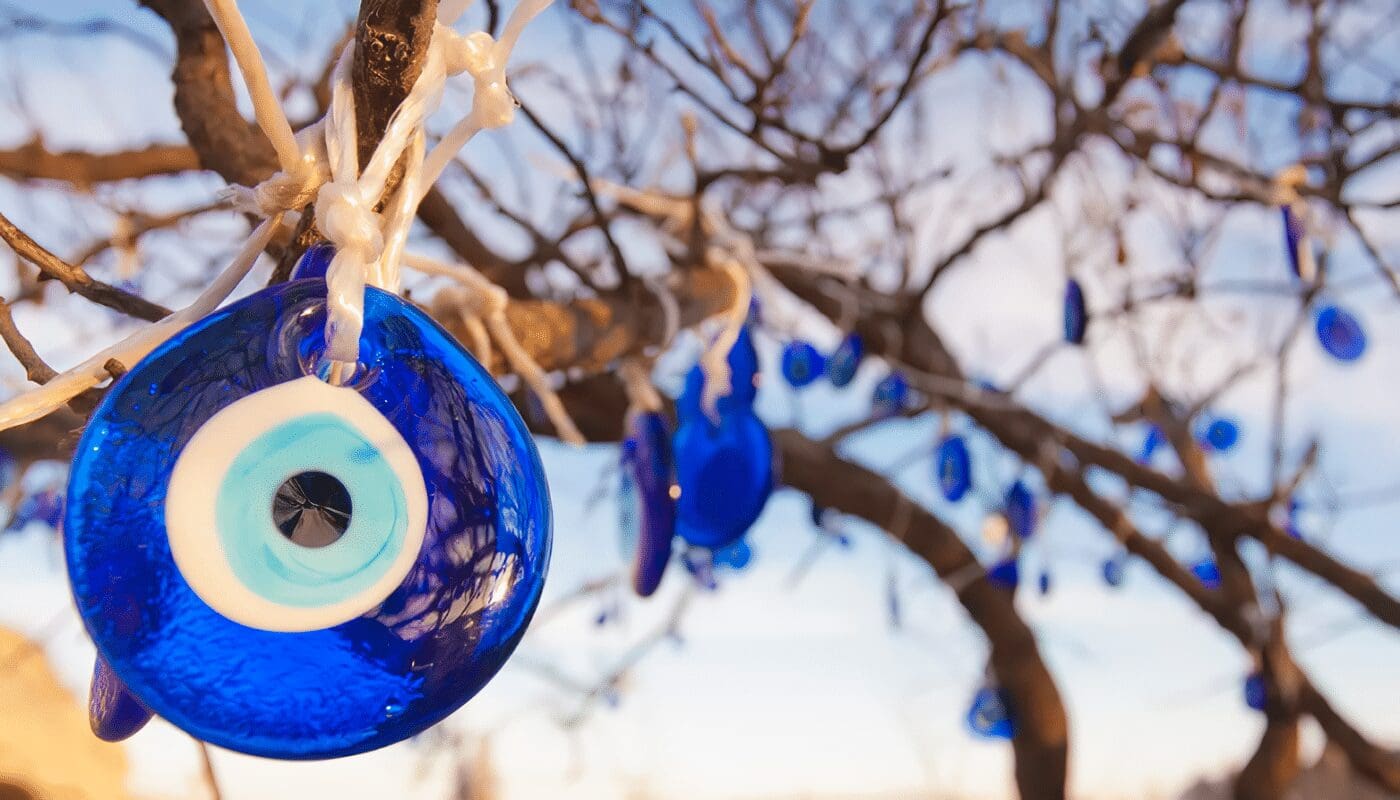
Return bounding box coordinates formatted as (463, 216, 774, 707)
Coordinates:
(64, 280, 551, 759)
(1063, 278, 1087, 345)
(826, 333, 863, 388)
(935, 435, 972, 502)
(712, 539, 752, 570)
(1281, 205, 1307, 280)
(780, 340, 825, 389)
(987, 557, 1019, 590)
(1137, 424, 1166, 464)
(1285, 497, 1304, 541)
(872, 371, 910, 418)
(290, 241, 335, 281)
(1244, 672, 1267, 711)
(89, 655, 153, 742)
(1315, 304, 1366, 363)
(1199, 417, 1240, 453)
(622, 411, 676, 598)
(966, 686, 1015, 740)
(1004, 481, 1036, 539)
(1038, 571, 1052, 597)
(1190, 558, 1221, 590)
(1102, 556, 1126, 588)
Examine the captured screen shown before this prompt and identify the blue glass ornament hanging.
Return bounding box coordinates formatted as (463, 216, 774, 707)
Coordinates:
(63, 280, 551, 759)
(1063, 278, 1087, 345)
(1285, 497, 1304, 540)
(935, 434, 972, 502)
(966, 686, 1015, 740)
(780, 340, 824, 389)
(290, 241, 335, 281)
(1281, 204, 1315, 282)
(872, 371, 910, 418)
(987, 557, 1019, 590)
(1137, 424, 1165, 465)
(1004, 480, 1036, 539)
(673, 330, 773, 550)
(1244, 671, 1267, 711)
(1102, 555, 1126, 588)
(1315, 304, 1366, 363)
(1198, 416, 1239, 453)
(826, 332, 863, 388)
(1037, 570, 1052, 597)
(1190, 557, 1221, 590)
(620, 410, 676, 597)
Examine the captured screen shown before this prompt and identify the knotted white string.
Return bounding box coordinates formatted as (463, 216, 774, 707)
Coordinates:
(406, 253, 585, 445)
(0, 0, 555, 431)
(0, 218, 281, 430)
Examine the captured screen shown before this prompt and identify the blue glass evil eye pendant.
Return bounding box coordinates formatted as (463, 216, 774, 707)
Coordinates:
(966, 685, 1015, 740)
(1003, 480, 1036, 539)
(935, 434, 972, 502)
(64, 280, 551, 759)
(621, 410, 677, 597)
(1063, 278, 1087, 345)
(780, 340, 824, 389)
(673, 328, 774, 550)
(826, 332, 863, 388)
(1315, 304, 1366, 363)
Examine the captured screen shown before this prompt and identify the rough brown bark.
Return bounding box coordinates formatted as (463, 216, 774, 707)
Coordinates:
(139, 0, 277, 185)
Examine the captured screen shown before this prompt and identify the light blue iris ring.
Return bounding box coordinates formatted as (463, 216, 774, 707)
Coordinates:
(216, 413, 411, 608)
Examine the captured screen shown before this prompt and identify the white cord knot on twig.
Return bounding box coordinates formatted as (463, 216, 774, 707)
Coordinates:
(227, 121, 330, 217)
(315, 180, 384, 262)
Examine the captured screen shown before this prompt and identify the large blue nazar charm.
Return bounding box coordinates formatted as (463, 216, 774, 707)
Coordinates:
(673, 328, 773, 549)
(64, 280, 551, 759)
(621, 410, 677, 597)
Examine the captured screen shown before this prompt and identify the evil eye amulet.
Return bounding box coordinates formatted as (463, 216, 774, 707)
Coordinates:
(826, 333, 863, 388)
(64, 280, 551, 759)
(673, 344, 773, 550)
(1063, 278, 1087, 345)
(780, 340, 824, 389)
(935, 434, 971, 502)
(1315, 304, 1366, 362)
(966, 686, 1015, 740)
(621, 410, 677, 597)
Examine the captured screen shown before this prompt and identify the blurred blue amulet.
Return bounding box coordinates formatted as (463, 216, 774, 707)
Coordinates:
(64, 280, 551, 759)
(621, 410, 677, 597)
(1063, 278, 1087, 345)
(780, 340, 825, 389)
(935, 434, 972, 502)
(966, 686, 1015, 740)
(826, 332, 863, 388)
(1315, 303, 1366, 363)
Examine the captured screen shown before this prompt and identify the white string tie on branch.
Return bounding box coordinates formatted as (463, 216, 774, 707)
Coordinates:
(0, 0, 560, 432)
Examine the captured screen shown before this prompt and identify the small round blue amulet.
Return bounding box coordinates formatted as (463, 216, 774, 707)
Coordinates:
(64, 280, 551, 759)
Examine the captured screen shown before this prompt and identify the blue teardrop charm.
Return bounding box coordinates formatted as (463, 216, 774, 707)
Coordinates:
(621, 410, 677, 597)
